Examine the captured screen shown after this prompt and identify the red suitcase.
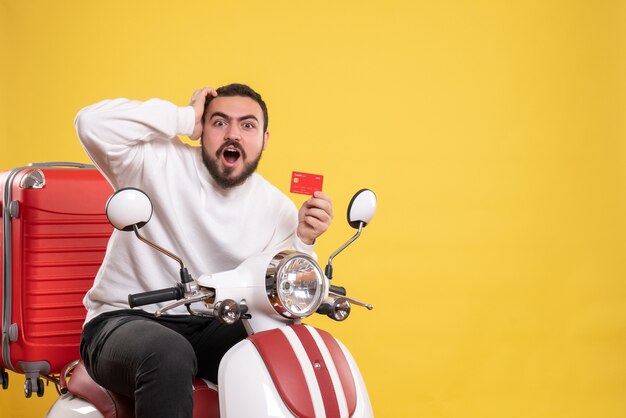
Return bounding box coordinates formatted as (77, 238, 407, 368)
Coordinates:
(1, 162, 112, 397)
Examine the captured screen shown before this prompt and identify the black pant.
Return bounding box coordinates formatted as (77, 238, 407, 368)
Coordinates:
(80, 309, 248, 418)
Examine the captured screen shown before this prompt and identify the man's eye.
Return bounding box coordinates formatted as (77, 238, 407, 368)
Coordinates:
(243, 122, 255, 129)
(215, 120, 226, 127)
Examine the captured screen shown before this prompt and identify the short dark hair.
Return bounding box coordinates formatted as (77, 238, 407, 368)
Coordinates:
(203, 83, 269, 132)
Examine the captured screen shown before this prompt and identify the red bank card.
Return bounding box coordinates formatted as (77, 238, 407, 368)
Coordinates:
(290, 171, 324, 195)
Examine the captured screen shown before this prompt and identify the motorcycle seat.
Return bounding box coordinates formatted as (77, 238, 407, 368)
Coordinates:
(67, 360, 219, 418)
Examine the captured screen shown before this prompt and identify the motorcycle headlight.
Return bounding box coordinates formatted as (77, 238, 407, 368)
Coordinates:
(266, 251, 326, 319)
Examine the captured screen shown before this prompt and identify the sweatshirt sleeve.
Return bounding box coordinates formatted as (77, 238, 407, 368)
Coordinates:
(74, 98, 195, 187)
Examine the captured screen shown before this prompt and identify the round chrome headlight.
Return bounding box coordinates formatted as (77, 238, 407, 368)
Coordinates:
(266, 251, 326, 318)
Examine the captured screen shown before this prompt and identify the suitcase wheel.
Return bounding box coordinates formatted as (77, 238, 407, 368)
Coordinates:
(1, 371, 8, 390)
(23, 377, 45, 398)
(37, 378, 45, 397)
(24, 378, 32, 398)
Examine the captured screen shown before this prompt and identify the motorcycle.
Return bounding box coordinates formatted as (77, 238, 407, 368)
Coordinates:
(46, 187, 377, 418)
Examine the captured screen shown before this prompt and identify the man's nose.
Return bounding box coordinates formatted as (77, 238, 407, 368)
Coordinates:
(225, 124, 242, 141)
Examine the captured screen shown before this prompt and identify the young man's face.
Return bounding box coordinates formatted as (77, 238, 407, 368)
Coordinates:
(201, 95, 269, 188)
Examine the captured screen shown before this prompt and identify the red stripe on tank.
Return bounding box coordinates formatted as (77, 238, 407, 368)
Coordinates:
(291, 324, 342, 418)
(316, 328, 358, 417)
(249, 328, 316, 418)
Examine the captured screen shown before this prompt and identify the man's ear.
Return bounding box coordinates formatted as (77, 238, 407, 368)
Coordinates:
(263, 131, 270, 150)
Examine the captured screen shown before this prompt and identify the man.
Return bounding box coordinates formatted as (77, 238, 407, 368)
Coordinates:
(75, 84, 333, 418)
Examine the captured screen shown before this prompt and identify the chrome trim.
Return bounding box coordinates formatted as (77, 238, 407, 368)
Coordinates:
(266, 251, 326, 319)
(154, 289, 214, 317)
(326, 222, 363, 277)
(133, 225, 185, 270)
(19, 169, 45, 189)
(59, 360, 80, 394)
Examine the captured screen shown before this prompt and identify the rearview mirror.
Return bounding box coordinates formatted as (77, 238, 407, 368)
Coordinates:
(105, 187, 153, 231)
(347, 189, 377, 229)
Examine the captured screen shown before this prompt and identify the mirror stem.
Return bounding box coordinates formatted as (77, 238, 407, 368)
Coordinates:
(325, 222, 363, 280)
(133, 225, 185, 271)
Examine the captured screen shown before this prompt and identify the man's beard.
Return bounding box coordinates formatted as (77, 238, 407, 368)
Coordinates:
(201, 139, 263, 189)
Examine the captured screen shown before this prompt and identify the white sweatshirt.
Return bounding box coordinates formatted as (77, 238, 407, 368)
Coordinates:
(75, 98, 313, 324)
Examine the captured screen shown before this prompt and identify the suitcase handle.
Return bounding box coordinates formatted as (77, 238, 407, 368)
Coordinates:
(27, 162, 94, 169)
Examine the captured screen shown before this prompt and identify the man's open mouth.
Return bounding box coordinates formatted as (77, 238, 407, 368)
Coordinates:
(222, 146, 242, 166)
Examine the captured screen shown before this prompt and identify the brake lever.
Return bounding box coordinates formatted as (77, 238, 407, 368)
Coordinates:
(154, 289, 215, 317)
(328, 291, 374, 310)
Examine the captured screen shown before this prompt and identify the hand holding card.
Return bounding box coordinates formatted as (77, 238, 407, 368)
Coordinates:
(290, 171, 324, 195)
(292, 172, 333, 244)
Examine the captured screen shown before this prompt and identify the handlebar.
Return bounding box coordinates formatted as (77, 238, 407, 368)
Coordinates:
(128, 285, 185, 308)
(329, 285, 346, 296)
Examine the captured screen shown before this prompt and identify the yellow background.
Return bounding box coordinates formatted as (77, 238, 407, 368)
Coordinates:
(1, 0, 626, 417)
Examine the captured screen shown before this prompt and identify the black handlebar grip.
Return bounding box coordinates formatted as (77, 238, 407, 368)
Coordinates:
(128, 286, 184, 308)
(329, 285, 347, 296)
(316, 303, 332, 315)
